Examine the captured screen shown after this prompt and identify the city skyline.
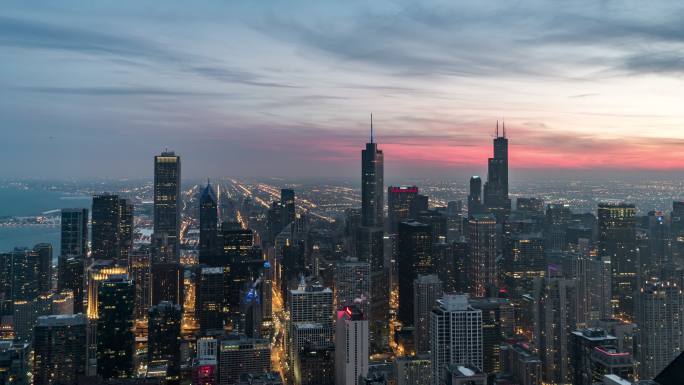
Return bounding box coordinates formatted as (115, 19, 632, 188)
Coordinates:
(4, 1, 684, 179)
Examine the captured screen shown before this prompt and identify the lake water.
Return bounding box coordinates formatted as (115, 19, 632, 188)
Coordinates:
(0, 186, 92, 253)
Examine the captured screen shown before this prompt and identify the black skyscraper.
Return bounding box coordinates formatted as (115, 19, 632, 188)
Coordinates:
(397, 220, 433, 326)
(153, 151, 181, 262)
(483, 122, 510, 221)
(58, 256, 85, 313)
(195, 266, 230, 333)
(468, 176, 483, 217)
(34, 243, 53, 295)
(387, 186, 419, 234)
(361, 118, 384, 228)
(199, 181, 219, 262)
(281, 188, 296, 224)
(151, 263, 184, 307)
(118, 198, 134, 266)
(148, 301, 182, 378)
(60, 208, 88, 258)
(91, 194, 121, 261)
(359, 118, 387, 353)
(96, 275, 135, 379)
(92, 195, 132, 266)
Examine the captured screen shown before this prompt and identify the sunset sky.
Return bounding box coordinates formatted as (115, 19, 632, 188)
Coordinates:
(3, 1, 684, 179)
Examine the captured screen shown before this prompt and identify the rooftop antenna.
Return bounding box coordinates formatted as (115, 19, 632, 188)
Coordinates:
(370, 113, 374, 143)
(496, 120, 499, 137)
(502, 119, 506, 138)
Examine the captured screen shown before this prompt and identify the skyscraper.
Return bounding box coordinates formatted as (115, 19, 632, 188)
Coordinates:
(118, 198, 134, 266)
(91, 194, 121, 261)
(637, 281, 683, 379)
(533, 276, 578, 384)
(468, 176, 483, 218)
(502, 233, 545, 298)
(148, 301, 182, 379)
(199, 181, 219, 263)
(34, 243, 53, 295)
(361, 117, 384, 228)
(356, 226, 387, 353)
(468, 214, 498, 297)
(91, 195, 132, 266)
(395, 357, 432, 385)
(195, 266, 230, 333)
(430, 295, 483, 385)
(96, 275, 135, 379)
(281, 188, 296, 225)
(483, 123, 510, 221)
(287, 279, 334, 380)
(398, 221, 433, 326)
(218, 336, 271, 385)
(468, 297, 514, 379)
(671, 201, 684, 260)
(335, 306, 369, 385)
(60, 208, 88, 258)
(153, 151, 181, 262)
(151, 262, 184, 307)
(413, 274, 442, 355)
(129, 249, 151, 320)
(3, 245, 52, 302)
(334, 258, 371, 317)
(288, 280, 334, 329)
(598, 202, 637, 320)
(569, 328, 617, 385)
(388, 186, 419, 234)
(57, 255, 85, 314)
(33, 314, 88, 385)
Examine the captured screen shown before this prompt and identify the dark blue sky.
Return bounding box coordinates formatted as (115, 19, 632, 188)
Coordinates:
(3, 1, 684, 179)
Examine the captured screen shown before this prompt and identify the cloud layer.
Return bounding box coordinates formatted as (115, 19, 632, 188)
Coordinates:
(2, 1, 684, 179)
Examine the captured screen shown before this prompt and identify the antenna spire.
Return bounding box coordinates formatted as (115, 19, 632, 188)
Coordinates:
(370, 113, 374, 143)
(502, 119, 506, 138)
(496, 120, 499, 137)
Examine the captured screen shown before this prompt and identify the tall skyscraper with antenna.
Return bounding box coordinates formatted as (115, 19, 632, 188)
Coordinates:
(483, 121, 510, 222)
(361, 114, 384, 228)
(359, 115, 388, 353)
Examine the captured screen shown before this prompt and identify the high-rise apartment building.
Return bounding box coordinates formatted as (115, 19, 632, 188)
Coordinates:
(413, 274, 442, 355)
(33, 314, 88, 385)
(430, 295, 483, 385)
(468, 214, 498, 297)
(335, 306, 369, 385)
(334, 258, 371, 317)
(637, 281, 683, 379)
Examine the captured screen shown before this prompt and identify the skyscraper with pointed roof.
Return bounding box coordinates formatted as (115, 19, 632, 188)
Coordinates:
(483, 121, 510, 222)
(199, 181, 219, 263)
(361, 115, 384, 228)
